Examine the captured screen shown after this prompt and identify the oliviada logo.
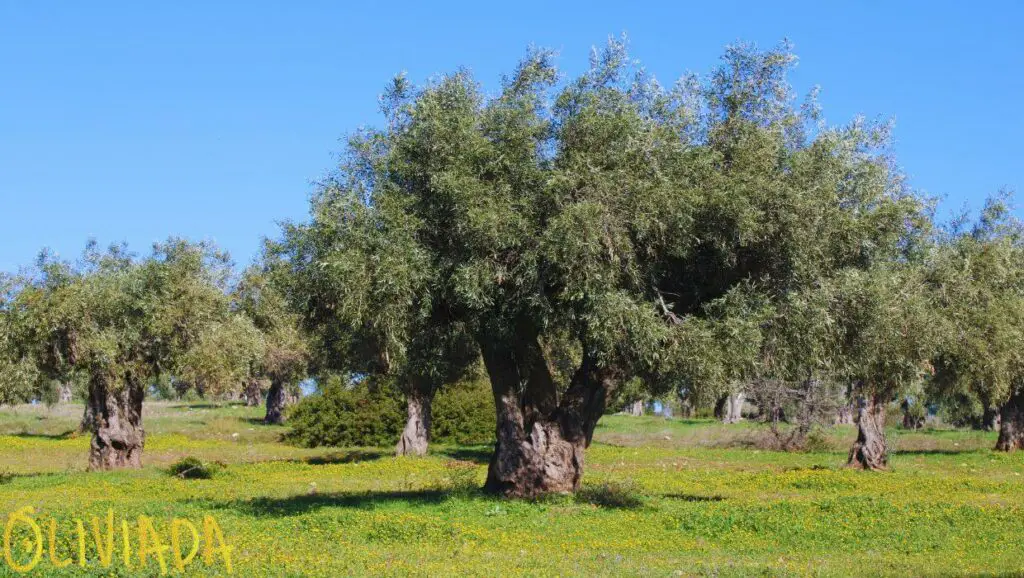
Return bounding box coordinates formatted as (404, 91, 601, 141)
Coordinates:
(2, 507, 233, 574)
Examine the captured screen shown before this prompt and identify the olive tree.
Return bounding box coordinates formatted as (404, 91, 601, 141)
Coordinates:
(281, 38, 930, 494)
(928, 194, 1024, 449)
(10, 240, 238, 469)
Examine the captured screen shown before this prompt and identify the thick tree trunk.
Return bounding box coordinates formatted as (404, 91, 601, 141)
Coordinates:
(847, 396, 887, 470)
(629, 400, 644, 416)
(996, 390, 1024, 451)
(479, 330, 613, 498)
(243, 379, 262, 407)
(264, 379, 286, 425)
(395, 389, 433, 457)
(87, 375, 144, 471)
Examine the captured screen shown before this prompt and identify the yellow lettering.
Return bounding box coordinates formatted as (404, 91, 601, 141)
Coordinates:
(202, 515, 233, 574)
(75, 519, 86, 567)
(47, 518, 73, 568)
(171, 518, 200, 571)
(137, 515, 169, 575)
(121, 519, 134, 570)
(3, 506, 43, 573)
(90, 509, 114, 568)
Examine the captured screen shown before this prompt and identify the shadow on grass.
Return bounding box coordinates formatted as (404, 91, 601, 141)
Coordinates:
(431, 446, 492, 464)
(7, 429, 78, 440)
(197, 489, 451, 517)
(169, 402, 246, 410)
(662, 493, 726, 502)
(305, 450, 387, 465)
(895, 449, 984, 456)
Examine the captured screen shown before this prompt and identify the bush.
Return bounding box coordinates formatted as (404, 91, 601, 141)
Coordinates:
(285, 380, 405, 448)
(167, 457, 220, 479)
(432, 378, 495, 445)
(285, 376, 495, 448)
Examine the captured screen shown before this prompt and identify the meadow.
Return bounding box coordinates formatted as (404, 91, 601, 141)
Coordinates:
(0, 403, 1021, 577)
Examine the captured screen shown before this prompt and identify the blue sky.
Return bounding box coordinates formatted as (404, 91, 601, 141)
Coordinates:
(1, 1, 1021, 272)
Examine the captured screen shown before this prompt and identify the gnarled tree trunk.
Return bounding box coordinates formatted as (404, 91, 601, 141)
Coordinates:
(264, 379, 286, 424)
(996, 389, 1024, 451)
(835, 403, 854, 425)
(480, 329, 614, 498)
(243, 379, 262, 407)
(848, 396, 887, 470)
(87, 375, 144, 470)
(395, 389, 433, 457)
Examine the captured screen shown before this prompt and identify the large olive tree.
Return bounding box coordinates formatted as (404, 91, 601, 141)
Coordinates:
(282, 39, 930, 495)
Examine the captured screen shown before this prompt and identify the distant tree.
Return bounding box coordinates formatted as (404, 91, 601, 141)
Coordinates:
(8, 240, 238, 470)
(928, 194, 1024, 449)
(233, 265, 310, 424)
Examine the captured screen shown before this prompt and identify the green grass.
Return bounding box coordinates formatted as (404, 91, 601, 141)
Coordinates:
(0, 403, 1021, 576)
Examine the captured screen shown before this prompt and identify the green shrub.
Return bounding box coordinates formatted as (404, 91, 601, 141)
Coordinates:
(432, 378, 495, 445)
(167, 456, 220, 479)
(285, 381, 405, 448)
(285, 377, 495, 448)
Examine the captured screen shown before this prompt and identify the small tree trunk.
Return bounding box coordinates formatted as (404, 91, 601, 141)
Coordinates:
(983, 406, 1001, 432)
(835, 403, 854, 425)
(244, 379, 262, 407)
(720, 392, 745, 424)
(59, 383, 73, 403)
(87, 375, 144, 470)
(847, 396, 887, 470)
(996, 390, 1024, 451)
(395, 389, 433, 457)
(264, 379, 286, 425)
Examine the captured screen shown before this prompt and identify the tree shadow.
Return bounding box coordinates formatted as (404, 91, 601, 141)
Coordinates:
(242, 417, 275, 426)
(169, 402, 245, 410)
(431, 446, 492, 464)
(305, 450, 387, 465)
(8, 429, 78, 440)
(662, 493, 726, 502)
(895, 449, 983, 456)
(195, 489, 451, 518)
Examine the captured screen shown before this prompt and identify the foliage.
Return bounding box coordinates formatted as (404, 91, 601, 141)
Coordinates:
(286, 376, 495, 448)
(429, 377, 495, 445)
(167, 456, 220, 479)
(285, 378, 406, 448)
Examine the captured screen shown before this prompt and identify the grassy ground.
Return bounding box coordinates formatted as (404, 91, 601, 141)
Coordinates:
(0, 403, 1021, 576)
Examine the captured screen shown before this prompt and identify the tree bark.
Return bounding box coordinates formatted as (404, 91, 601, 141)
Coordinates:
(264, 379, 286, 424)
(847, 396, 887, 470)
(395, 389, 433, 457)
(87, 374, 144, 470)
(983, 406, 1001, 432)
(479, 329, 614, 498)
(722, 392, 745, 424)
(996, 389, 1024, 451)
(629, 400, 644, 416)
(243, 379, 262, 407)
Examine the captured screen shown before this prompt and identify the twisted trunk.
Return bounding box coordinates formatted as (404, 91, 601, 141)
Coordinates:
(264, 379, 286, 424)
(718, 392, 745, 424)
(848, 396, 887, 470)
(395, 388, 433, 457)
(87, 374, 144, 470)
(835, 403, 854, 425)
(480, 328, 614, 498)
(996, 389, 1024, 451)
(243, 379, 262, 407)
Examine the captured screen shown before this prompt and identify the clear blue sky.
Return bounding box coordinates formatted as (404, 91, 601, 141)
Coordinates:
(2, 1, 1021, 273)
